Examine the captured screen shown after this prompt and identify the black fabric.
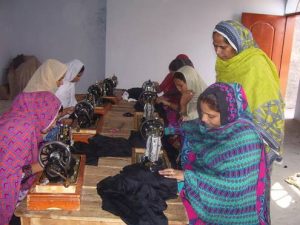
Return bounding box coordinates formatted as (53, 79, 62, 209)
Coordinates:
(71, 134, 132, 165)
(128, 130, 146, 148)
(134, 101, 144, 112)
(97, 163, 178, 225)
(127, 87, 143, 100)
(161, 135, 181, 169)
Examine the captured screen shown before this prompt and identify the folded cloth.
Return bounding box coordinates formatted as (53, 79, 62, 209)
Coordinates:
(97, 163, 178, 225)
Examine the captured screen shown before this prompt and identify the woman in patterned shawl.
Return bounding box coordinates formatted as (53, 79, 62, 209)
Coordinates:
(0, 91, 61, 225)
(213, 20, 284, 162)
(159, 82, 269, 225)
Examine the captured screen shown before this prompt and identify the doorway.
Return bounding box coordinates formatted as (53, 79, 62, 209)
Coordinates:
(285, 15, 300, 119)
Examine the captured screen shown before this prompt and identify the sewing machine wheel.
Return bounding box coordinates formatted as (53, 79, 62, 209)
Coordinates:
(39, 141, 71, 179)
(140, 118, 164, 139)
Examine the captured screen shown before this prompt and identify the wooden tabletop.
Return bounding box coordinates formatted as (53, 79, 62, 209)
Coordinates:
(15, 99, 188, 225)
(15, 157, 187, 225)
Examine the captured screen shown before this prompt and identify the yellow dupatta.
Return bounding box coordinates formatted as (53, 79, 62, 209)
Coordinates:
(216, 47, 285, 153)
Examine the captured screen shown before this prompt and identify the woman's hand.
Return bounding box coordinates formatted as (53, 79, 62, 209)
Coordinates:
(63, 107, 75, 115)
(158, 168, 184, 181)
(60, 118, 73, 126)
(156, 96, 167, 104)
(180, 90, 194, 105)
(31, 163, 43, 174)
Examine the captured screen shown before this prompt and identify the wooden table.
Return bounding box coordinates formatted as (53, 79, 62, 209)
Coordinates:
(15, 157, 188, 225)
(100, 100, 136, 139)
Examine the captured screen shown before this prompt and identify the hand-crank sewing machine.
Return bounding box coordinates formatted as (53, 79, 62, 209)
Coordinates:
(27, 124, 85, 211)
(70, 76, 118, 143)
(134, 80, 169, 171)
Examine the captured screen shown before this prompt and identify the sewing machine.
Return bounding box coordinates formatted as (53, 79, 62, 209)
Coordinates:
(27, 141, 85, 210)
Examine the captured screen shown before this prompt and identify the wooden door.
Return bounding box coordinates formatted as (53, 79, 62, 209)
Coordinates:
(242, 12, 296, 96)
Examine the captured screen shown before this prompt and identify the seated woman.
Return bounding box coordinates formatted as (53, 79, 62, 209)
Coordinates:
(155, 54, 194, 126)
(24, 59, 67, 94)
(159, 82, 269, 224)
(163, 65, 207, 168)
(0, 91, 62, 224)
(55, 59, 85, 124)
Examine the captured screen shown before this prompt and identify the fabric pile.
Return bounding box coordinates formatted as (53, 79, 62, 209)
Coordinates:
(97, 163, 177, 225)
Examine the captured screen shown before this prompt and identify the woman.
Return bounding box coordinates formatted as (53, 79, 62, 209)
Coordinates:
(159, 82, 270, 225)
(213, 20, 284, 161)
(156, 54, 194, 126)
(55, 59, 85, 109)
(24, 59, 67, 93)
(163, 65, 206, 168)
(0, 91, 62, 225)
(173, 65, 207, 121)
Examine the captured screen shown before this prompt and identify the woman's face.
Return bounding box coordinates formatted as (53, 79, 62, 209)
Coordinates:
(213, 32, 236, 61)
(56, 75, 65, 87)
(174, 78, 187, 93)
(200, 101, 221, 128)
(71, 72, 83, 83)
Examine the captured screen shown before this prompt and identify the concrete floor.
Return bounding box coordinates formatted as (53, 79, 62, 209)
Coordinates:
(271, 119, 300, 225)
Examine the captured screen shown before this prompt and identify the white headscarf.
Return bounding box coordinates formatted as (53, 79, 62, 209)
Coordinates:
(55, 59, 84, 108)
(24, 59, 67, 93)
(177, 66, 207, 121)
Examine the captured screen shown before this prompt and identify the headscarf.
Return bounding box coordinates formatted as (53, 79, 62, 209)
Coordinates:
(214, 20, 284, 155)
(176, 54, 194, 68)
(170, 83, 269, 224)
(24, 59, 67, 93)
(55, 59, 84, 108)
(176, 66, 207, 121)
(0, 91, 61, 224)
(198, 82, 251, 125)
(214, 20, 257, 53)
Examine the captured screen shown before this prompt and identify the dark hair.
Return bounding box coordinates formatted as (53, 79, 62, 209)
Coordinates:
(213, 31, 230, 45)
(168, 58, 186, 72)
(173, 72, 186, 83)
(198, 93, 220, 117)
(79, 65, 85, 74)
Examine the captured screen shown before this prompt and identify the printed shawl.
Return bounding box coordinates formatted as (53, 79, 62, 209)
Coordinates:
(165, 83, 269, 224)
(216, 47, 284, 154)
(55, 59, 84, 108)
(0, 91, 61, 225)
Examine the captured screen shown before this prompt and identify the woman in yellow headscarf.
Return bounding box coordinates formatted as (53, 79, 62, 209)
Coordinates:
(213, 20, 284, 164)
(24, 59, 67, 93)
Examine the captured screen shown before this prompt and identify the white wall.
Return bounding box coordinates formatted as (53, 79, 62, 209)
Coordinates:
(106, 0, 286, 89)
(295, 80, 300, 120)
(0, 0, 106, 93)
(285, 0, 300, 13)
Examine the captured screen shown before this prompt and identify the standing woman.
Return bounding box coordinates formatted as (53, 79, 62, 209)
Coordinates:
(55, 59, 85, 110)
(159, 82, 270, 224)
(213, 20, 284, 162)
(0, 92, 62, 225)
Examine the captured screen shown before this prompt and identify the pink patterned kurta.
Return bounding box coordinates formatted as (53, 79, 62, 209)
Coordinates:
(0, 91, 61, 225)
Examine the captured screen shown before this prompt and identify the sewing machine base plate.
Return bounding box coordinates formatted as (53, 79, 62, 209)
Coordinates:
(27, 155, 86, 211)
